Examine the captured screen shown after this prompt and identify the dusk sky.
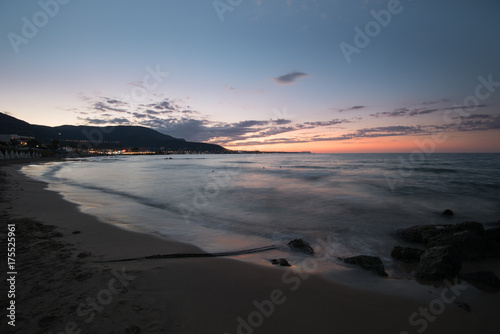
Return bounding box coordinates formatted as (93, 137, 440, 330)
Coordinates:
(1, 0, 499, 153)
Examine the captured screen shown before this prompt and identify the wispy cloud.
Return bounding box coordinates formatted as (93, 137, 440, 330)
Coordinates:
(337, 105, 365, 112)
(371, 104, 488, 118)
(421, 99, 450, 105)
(75, 94, 499, 148)
(273, 71, 308, 85)
(75, 94, 357, 146)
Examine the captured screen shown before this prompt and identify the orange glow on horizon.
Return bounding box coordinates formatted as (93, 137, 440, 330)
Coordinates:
(224, 131, 500, 153)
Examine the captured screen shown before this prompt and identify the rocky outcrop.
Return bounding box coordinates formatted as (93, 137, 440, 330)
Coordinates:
(427, 230, 486, 260)
(395, 222, 485, 245)
(288, 239, 314, 255)
(343, 255, 388, 277)
(416, 246, 461, 281)
(269, 258, 291, 267)
(391, 246, 425, 263)
(395, 225, 440, 243)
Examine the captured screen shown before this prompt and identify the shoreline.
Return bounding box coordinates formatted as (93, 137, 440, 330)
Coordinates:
(1, 161, 498, 333)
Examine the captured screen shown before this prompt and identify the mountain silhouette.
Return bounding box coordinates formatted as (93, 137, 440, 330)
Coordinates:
(0, 112, 227, 152)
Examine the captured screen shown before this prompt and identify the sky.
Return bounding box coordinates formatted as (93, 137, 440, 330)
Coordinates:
(1, 0, 500, 153)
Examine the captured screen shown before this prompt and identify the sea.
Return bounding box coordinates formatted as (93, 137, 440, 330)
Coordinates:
(21, 153, 500, 286)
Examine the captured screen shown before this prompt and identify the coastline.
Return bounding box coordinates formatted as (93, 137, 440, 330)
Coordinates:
(1, 161, 498, 333)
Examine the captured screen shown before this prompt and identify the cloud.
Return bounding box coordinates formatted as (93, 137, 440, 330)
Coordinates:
(74, 93, 499, 149)
(338, 106, 365, 112)
(273, 71, 308, 85)
(75, 94, 358, 145)
(421, 99, 450, 105)
(225, 125, 425, 147)
(272, 119, 292, 125)
(93, 101, 128, 113)
(302, 119, 351, 127)
(81, 117, 130, 125)
(371, 104, 488, 118)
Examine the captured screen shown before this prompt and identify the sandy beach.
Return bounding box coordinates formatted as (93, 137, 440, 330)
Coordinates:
(1, 161, 499, 334)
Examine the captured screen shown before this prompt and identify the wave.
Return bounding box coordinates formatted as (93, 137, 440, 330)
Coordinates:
(58, 181, 183, 215)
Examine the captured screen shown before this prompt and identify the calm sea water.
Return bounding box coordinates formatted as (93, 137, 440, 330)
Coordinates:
(22, 153, 500, 277)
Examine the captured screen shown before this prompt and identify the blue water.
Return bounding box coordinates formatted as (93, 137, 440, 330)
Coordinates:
(22, 153, 500, 274)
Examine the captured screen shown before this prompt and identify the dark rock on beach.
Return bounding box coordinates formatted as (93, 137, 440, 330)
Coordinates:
(395, 225, 441, 243)
(343, 255, 388, 277)
(396, 222, 485, 244)
(453, 221, 485, 235)
(391, 246, 425, 263)
(416, 245, 461, 281)
(288, 239, 314, 255)
(427, 230, 486, 260)
(270, 258, 291, 267)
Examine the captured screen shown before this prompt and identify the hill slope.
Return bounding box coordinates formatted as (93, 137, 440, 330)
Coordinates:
(0, 113, 227, 152)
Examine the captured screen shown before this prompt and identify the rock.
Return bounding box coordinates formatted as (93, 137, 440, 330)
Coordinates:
(449, 231, 486, 260)
(391, 246, 425, 263)
(343, 255, 388, 277)
(72, 230, 81, 234)
(427, 230, 487, 260)
(484, 227, 500, 242)
(460, 271, 500, 288)
(288, 239, 314, 255)
(416, 246, 462, 281)
(395, 225, 441, 243)
(270, 258, 291, 267)
(396, 222, 485, 245)
(441, 209, 454, 216)
(454, 221, 484, 235)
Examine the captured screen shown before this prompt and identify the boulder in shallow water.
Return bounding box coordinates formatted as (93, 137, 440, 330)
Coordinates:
(416, 245, 461, 281)
(449, 230, 486, 260)
(453, 221, 484, 235)
(441, 209, 454, 216)
(391, 246, 425, 263)
(288, 239, 314, 255)
(343, 255, 388, 277)
(396, 222, 485, 245)
(395, 225, 441, 243)
(427, 229, 487, 260)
